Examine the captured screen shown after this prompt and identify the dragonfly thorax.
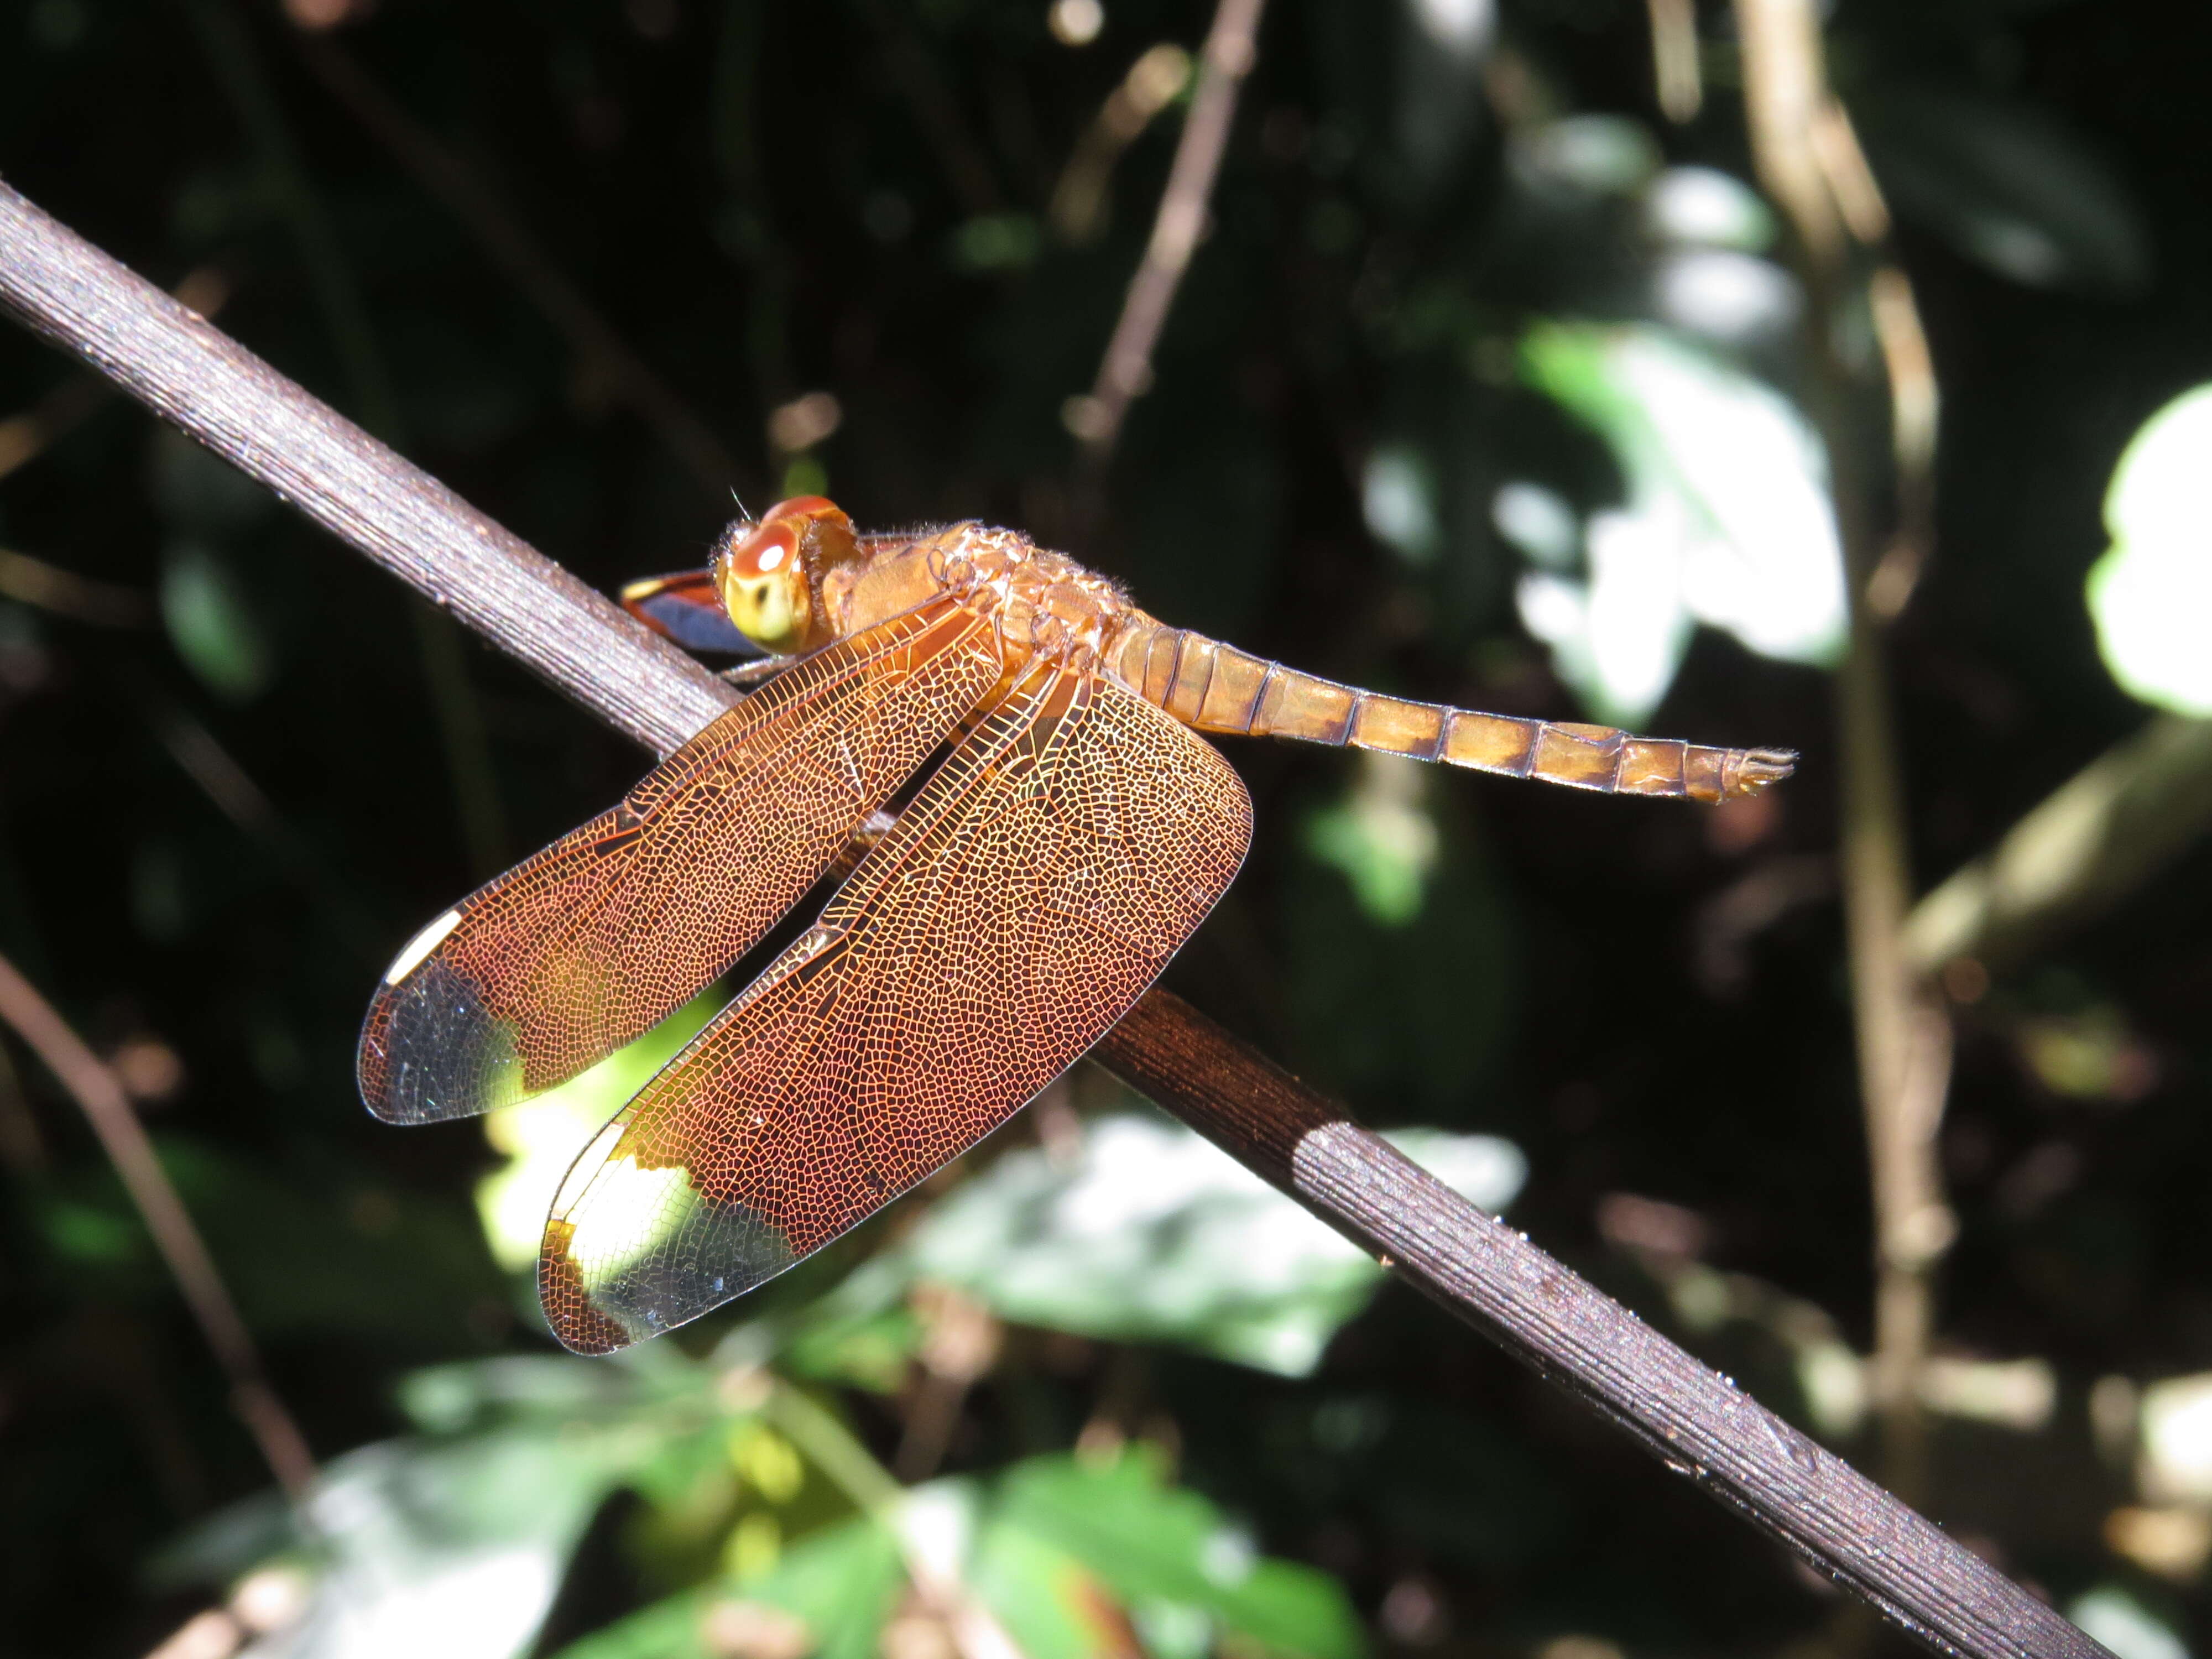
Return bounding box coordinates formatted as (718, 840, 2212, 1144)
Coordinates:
(916, 524, 1136, 672)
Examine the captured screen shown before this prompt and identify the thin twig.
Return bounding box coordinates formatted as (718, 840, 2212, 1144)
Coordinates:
(1070, 0, 1267, 468)
(0, 178, 2110, 1659)
(1048, 44, 1196, 246)
(1906, 714, 2212, 980)
(0, 952, 316, 1501)
(1644, 0, 1703, 124)
(0, 545, 155, 626)
(1735, 0, 1953, 1503)
(140, 691, 388, 961)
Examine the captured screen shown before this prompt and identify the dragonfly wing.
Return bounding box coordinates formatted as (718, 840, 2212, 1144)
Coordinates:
(538, 668, 1255, 1354)
(359, 600, 999, 1124)
(620, 570, 768, 656)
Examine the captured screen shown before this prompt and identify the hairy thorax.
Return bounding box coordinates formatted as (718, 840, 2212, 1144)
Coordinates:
(825, 521, 1149, 681)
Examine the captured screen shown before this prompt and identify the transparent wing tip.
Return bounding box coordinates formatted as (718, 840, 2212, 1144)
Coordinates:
(358, 953, 525, 1125)
(539, 1194, 799, 1355)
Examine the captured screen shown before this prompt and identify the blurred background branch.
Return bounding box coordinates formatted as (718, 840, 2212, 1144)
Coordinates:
(1069, 0, 1266, 473)
(1735, 0, 1953, 1505)
(0, 952, 316, 1503)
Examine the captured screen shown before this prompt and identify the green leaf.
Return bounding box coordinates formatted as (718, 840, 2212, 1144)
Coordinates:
(992, 1452, 1364, 1659)
(889, 1112, 1522, 1376)
(553, 1516, 904, 1659)
(1303, 753, 1439, 926)
(969, 1514, 1123, 1659)
(160, 540, 272, 701)
(2086, 384, 2212, 717)
(2065, 1585, 2190, 1659)
(477, 990, 724, 1274)
(1517, 322, 1845, 722)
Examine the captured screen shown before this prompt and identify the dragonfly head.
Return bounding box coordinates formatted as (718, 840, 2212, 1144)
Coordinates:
(713, 495, 860, 654)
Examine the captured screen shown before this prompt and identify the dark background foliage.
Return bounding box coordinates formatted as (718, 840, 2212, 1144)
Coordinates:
(2, 1, 2208, 1656)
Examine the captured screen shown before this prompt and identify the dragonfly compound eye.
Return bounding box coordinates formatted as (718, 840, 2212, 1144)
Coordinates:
(717, 519, 812, 653)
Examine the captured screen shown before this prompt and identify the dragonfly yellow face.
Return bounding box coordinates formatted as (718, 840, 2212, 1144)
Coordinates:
(361, 495, 1793, 1355)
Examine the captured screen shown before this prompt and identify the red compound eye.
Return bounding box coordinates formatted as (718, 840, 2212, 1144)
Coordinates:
(727, 520, 800, 581)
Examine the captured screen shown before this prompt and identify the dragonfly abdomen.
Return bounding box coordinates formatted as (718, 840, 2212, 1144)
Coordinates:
(1112, 622, 1793, 803)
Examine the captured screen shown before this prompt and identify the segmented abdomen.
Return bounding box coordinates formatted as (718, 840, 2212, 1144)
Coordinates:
(1111, 623, 1793, 802)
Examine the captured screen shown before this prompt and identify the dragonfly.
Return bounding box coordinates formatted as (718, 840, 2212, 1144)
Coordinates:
(359, 495, 1793, 1355)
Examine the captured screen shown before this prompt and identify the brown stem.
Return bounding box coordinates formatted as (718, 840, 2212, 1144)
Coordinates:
(1734, 0, 1953, 1501)
(0, 953, 317, 1502)
(1072, 0, 1267, 468)
(0, 178, 2108, 1659)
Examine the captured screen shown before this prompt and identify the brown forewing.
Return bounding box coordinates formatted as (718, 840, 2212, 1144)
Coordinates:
(358, 599, 1000, 1123)
(538, 667, 1255, 1353)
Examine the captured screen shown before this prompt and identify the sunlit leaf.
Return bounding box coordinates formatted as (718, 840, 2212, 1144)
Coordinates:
(853, 1112, 1522, 1377)
(992, 1452, 1364, 1659)
(173, 1432, 629, 1659)
(549, 1519, 902, 1659)
(1304, 752, 1439, 926)
(476, 991, 726, 1274)
(1640, 166, 1776, 252)
(2065, 1585, 2190, 1659)
(1517, 322, 1845, 721)
(2086, 385, 2212, 717)
(1361, 446, 1441, 565)
(2139, 1373, 2212, 1505)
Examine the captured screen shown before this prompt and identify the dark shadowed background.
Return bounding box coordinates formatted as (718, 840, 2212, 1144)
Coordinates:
(3, 2, 2210, 1657)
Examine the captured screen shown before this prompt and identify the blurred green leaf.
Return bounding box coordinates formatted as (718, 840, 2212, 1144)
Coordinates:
(556, 1512, 902, 1659)
(2066, 1585, 2190, 1659)
(168, 1431, 628, 1659)
(950, 212, 1041, 271)
(160, 540, 272, 702)
(992, 1451, 1364, 1659)
(2086, 384, 2212, 717)
(812, 1111, 1522, 1377)
(1854, 82, 2150, 296)
(1285, 770, 1514, 1120)
(1305, 752, 1440, 926)
(477, 990, 726, 1274)
(1519, 322, 1844, 721)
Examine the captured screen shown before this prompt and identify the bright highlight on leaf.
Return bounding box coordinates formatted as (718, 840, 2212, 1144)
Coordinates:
(858, 1112, 1525, 1377)
(1515, 323, 1846, 724)
(1305, 752, 1440, 927)
(2086, 385, 2212, 717)
(476, 992, 724, 1275)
